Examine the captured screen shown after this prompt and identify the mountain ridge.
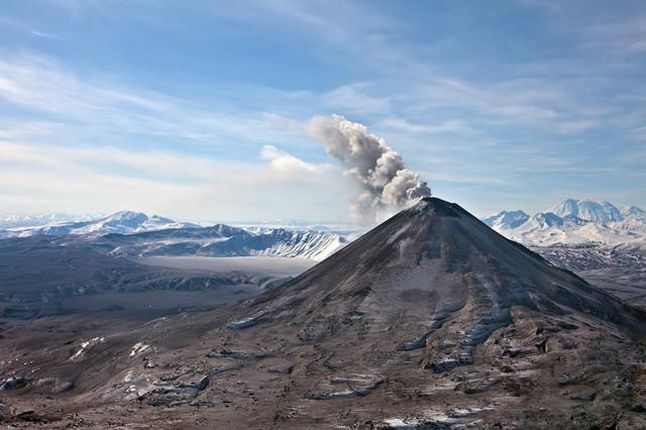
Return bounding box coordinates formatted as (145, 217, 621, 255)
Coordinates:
(483, 198, 645, 248)
(550, 198, 624, 222)
(1, 210, 200, 237)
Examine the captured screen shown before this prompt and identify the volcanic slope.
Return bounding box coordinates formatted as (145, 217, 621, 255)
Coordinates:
(219, 197, 646, 428)
(1, 198, 645, 429)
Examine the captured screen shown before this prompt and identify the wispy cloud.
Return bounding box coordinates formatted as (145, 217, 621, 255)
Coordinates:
(0, 15, 61, 40)
(0, 140, 348, 220)
(0, 53, 310, 151)
(260, 145, 333, 176)
(1, 1, 644, 215)
(378, 117, 471, 135)
(323, 84, 390, 115)
(29, 29, 61, 39)
(0, 54, 167, 113)
(254, 0, 398, 61)
(585, 15, 646, 54)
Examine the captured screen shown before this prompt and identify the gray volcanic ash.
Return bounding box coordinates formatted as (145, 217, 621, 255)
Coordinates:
(309, 115, 431, 222)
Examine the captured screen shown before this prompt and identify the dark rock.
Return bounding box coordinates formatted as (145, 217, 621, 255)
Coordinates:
(179, 376, 209, 391)
(630, 403, 646, 413)
(503, 348, 531, 358)
(0, 376, 27, 391)
(425, 359, 459, 373)
(0, 402, 10, 422)
(535, 338, 548, 353)
(396, 335, 427, 351)
(570, 390, 597, 401)
(15, 410, 59, 423)
(558, 322, 579, 330)
(267, 364, 294, 375)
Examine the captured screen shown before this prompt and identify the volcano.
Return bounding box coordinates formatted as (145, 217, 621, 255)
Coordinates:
(1, 198, 644, 429)
(232, 198, 642, 344)
(218, 197, 645, 427)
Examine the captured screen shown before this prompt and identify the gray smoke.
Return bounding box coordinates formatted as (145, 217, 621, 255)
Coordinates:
(309, 114, 431, 221)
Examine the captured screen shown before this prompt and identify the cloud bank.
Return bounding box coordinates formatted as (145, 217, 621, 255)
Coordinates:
(309, 115, 431, 222)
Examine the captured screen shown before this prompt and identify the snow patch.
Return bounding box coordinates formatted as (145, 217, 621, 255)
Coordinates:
(69, 337, 105, 362)
(129, 342, 150, 357)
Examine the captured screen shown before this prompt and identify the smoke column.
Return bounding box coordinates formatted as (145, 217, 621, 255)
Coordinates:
(309, 114, 431, 221)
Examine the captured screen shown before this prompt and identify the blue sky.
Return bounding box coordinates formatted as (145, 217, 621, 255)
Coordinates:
(0, 0, 644, 222)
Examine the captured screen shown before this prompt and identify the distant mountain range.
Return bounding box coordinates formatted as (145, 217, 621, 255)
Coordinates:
(0, 212, 101, 230)
(0, 210, 352, 261)
(101, 224, 348, 261)
(1, 211, 200, 238)
(1, 198, 643, 264)
(482, 198, 646, 248)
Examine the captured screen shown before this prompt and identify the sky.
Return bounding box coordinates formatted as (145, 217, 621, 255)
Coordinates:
(0, 0, 645, 222)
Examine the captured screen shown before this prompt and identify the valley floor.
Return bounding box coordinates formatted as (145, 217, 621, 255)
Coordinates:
(0, 248, 644, 428)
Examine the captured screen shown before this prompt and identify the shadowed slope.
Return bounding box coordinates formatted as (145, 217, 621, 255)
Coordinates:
(232, 197, 644, 344)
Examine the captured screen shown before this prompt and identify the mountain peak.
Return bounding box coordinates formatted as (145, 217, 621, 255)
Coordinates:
(412, 196, 463, 218)
(621, 205, 646, 219)
(482, 210, 529, 230)
(551, 198, 622, 222)
(232, 198, 643, 343)
(218, 198, 644, 425)
(104, 210, 149, 220)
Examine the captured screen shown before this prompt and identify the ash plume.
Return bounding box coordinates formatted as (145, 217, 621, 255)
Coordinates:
(309, 114, 431, 221)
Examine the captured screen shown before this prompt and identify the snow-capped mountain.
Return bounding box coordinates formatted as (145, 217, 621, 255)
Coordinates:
(0, 212, 100, 229)
(105, 225, 348, 261)
(550, 198, 624, 223)
(481, 210, 529, 230)
(78, 211, 199, 235)
(4, 211, 200, 238)
(621, 205, 646, 219)
(484, 199, 645, 248)
(0, 211, 353, 261)
(506, 214, 642, 247)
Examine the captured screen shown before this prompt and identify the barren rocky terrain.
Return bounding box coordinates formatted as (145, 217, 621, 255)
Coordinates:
(1, 198, 645, 429)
